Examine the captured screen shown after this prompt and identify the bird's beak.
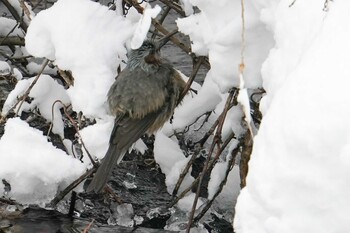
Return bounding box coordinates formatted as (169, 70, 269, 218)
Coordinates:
(156, 30, 178, 50)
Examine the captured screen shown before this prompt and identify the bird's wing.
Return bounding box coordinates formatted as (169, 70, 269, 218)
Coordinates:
(86, 110, 161, 193)
(107, 66, 173, 119)
(110, 110, 160, 149)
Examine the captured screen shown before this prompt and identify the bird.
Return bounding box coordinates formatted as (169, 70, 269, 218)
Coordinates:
(86, 37, 186, 193)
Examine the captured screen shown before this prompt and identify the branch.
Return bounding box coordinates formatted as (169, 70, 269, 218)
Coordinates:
(168, 176, 200, 208)
(179, 56, 205, 101)
(0, 0, 28, 32)
(158, 0, 186, 17)
(193, 140, 240, 223)
(0, 59, 49, 123)
(172, 149, 199, 197)
(15, 59, 49, 115)
(185, 88, 239, 232)
(0, 36, 25, 46)
(239, 129, 253, 188)
(49, 166, 97, 207)
(50, 100, 97, 166)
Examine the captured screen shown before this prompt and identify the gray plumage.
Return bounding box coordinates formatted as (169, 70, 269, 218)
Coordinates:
(86, 40, 186, 193)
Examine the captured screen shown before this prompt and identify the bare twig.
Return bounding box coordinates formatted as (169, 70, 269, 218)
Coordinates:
(193, 141, 240, 223)
(289, 0, 297, 7)
(172, 150, 198, 196)
(82, 219, 95, 233)
(47, 100, 66, 137)
(206, 132, 235, 172)
(0, 36, 25, 47)
(195, 115, 220, 147)
(173, 111, 210, 138)
(68, 191, 77, 218)
(151, 5, 171, 40)
(239, 129, 253, 188)
(152, 20, 211, 70)
(19, 0, 32, 21)
(168, 176, 199, 208)
(32, 0, 44, 10)
(0, 20, 21, 46)
(49, 166, 97, 206)
(123, 0, 144, 14)
(185, 88, 238, 232)
(323, 0, 332, 11)
(0, 0, 28, 32)
(158, 0, 186, 17)
(49, 100, 96, 167)
(179, 56, 205, 101)
(15, 59, 49, 115)
(104, 185, 123, 204)
(192, 112, 211, 132)
(237, 0, 253, 188)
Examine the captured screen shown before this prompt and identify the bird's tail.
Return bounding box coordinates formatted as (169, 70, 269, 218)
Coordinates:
(86, 144, 125, 193)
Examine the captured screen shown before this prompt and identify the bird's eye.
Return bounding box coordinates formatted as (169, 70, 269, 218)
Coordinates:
(144, 43, 153, 49)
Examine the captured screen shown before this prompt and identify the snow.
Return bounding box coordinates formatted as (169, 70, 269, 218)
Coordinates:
(3, 74, 70, 137)
(179, 0, 193, 16)
(235, 1, 350, 232)
(257, 0, 328, 115)
(0, 118, 85, 204)
(176, 0, 273, 90)
(79, 118, 114, 163)
(0, 17, 24, 37)
(0, 61, 11, 76)
(6, 0, 34, 25)
(153, 131, 195, 194)
(173, 0, 273, 143)
(130, 4, 161, 49)
(177, 193, 203, 212)
(25, 0, 135, 117)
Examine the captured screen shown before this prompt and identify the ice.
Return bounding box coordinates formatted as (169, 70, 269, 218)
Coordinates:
(122, 173, 137, 190)
(113, 203, 135, 227)
(165, 207, 209, 232)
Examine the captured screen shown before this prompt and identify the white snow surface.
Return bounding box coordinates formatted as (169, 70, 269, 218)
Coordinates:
(25, 0, 148, 117)
(235, 1, 350, 233)
(173, 0, 273, 145)
(177, 0, 273, 91)
(153, 132, 195, 195)
(0, 118, 85, 204)
(0, 61, 11, 76)
(2, 74, 70, 137)
(130, 4, 161, 49)
(0, 17, 24, 37)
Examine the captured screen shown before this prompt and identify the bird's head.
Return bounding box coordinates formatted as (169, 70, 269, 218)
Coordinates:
(127, 36, 171, 72)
